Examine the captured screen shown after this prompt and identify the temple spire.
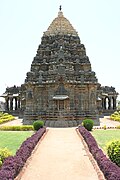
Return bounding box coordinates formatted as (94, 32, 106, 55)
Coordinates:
(59, 5, 62, 11)
(44, 5, 78, 36)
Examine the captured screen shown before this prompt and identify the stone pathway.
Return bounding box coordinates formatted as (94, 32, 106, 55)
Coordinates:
(16, 128, 104, 180)
(97, 116, 120, 128)
(1, 116, 120, 128)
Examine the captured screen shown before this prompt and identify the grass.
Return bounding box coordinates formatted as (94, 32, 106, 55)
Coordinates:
(91, 129, 120, 153)
(0, 131, 34, 155)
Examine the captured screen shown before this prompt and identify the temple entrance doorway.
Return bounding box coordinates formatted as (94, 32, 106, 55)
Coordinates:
(54, 99, 70, 121)
(53, 95, 70, 115)
(56, 100, 64, 110)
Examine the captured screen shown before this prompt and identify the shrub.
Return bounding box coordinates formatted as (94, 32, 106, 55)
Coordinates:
(114, 111, 119, 115)
(78, 126, 120, 180)
(0, 148, 12, 167)
(0, 160, 2, 167)
(103, 125, 106, 130)
(110, 111, 120, 122)
(0, 113, 15, 124)
(82, 119, 94, 131)
(107, 140, 120, 167)
(116, 125, 120, 129)
(0, 125, 34, 131)
(33, 120, 44, 131)
(0, 127, 46, 179)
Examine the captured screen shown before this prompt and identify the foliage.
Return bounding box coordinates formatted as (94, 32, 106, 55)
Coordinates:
(91, 129, 120, 153)
(82, 119, 94, 131)
(0, 148, 12, 167)
(0, 127, 46, 179)
(78, 126, 120, 180)
(107, 140, 120, 167)
(33, 120, 44, 131)
(116, 125, 120, 129)
(103, 125, 106, 130)
(0, 131, 33, 155)
(0, 160, 2, 167)
(0, 112, 15, 124)
(110, 111, 120, 122)
(0, 125, 34, 131)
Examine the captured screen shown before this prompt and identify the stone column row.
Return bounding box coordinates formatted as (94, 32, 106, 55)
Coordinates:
(102, 96, 116, 110)
(5, 97, 21, 111)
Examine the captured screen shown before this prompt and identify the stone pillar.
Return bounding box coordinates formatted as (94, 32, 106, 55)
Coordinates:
(15, 98, 18, 110)
(70, 98, 74, 111)
(10, 98, 13, 111)
(102, 98, 104, 109)
(18, 98, 21, 109)
(113, 97, 116, 110)
(108, 97, 111, 110)
(6, 98, 9, 111)
(104, 98, 106, 109)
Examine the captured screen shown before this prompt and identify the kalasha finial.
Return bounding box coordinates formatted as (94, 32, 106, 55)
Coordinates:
(59, 5, 62, 11)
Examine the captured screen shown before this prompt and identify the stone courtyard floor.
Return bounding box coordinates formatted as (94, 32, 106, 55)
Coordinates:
(0, 117, 23, 126)
(1, 116, 120, 127)
(98, 116, 120, 127)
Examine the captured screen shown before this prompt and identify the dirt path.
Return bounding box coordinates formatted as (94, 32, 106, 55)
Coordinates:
(16, 128, 104, 180)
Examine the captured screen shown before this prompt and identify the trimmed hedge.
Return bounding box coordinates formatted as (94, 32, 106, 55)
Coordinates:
(33, 120, 44, 131)
(82, 119, 94, 131)
(0, 125, 34, 131)
(116, 125, 120, 129)
(0, 113, 15, 124)
(0, 127, 46, 179)
(110, 111, 120, 122)
(78, 126, 120, 180)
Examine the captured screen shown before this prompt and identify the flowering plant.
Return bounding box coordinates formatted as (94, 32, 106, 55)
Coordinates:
(78, 126, 120, 180)
(0, 127, 46, 179)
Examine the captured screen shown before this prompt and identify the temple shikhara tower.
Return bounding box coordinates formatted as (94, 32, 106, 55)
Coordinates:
(1, 7, 118, 127)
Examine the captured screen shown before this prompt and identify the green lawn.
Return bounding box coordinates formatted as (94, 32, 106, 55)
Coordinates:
(91, 129, 120, 152)
(0, 131, 34, 155)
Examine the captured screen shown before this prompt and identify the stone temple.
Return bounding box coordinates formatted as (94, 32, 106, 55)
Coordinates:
(1, 7, 118, 127)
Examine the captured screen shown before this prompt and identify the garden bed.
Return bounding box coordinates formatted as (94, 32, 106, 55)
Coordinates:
(0, 131, 34, 155)
(91, 129, 120, 152)
(78, 126, 120, 180)
(0, 128, 46, 179)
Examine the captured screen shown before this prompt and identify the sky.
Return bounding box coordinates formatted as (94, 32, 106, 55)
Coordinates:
(0, 0, 120, 101)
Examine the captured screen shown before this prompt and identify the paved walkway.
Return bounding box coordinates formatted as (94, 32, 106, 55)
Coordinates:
(0, 117, 23, 126)
(16, 128, 104, 180)
(96, 116, 120, 128)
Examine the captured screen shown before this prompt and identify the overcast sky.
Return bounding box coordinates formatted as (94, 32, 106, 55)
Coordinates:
(0, 0, 120, 100)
